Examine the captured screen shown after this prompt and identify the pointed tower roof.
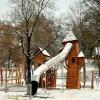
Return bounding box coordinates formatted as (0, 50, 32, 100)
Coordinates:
(62, 31, 77, 43)
(77, 51, 85, 57)
(39, 48, 50, 57)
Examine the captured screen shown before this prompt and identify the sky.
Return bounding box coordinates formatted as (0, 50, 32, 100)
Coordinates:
(0, 0, 9, 16)
(55, 0, 75, 16)
(0, 0, 76, 19)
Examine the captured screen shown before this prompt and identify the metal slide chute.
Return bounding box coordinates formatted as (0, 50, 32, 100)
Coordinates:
(32, 43, 72, 95)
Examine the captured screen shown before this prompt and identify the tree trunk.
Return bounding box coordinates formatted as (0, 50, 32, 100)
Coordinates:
(26, 58, 31, 83)
(83, 64, 86, 88)
(26, 36, 32, 95)
(91, 71, 94, 89)
(97, 47, 100, 77)
(8, 55, 11, 69)
(98, 56, 100, 77)
(26, 57, 32, 95)
(98, 62, 100, 77)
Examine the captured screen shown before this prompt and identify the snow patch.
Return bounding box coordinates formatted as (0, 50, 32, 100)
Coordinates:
(62, 31, 77, 42)
(77, 51, 85, 57)
(39, 48, 50, 57)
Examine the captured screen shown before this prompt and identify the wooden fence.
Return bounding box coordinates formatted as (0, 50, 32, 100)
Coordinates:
(0, 66, 25, 85)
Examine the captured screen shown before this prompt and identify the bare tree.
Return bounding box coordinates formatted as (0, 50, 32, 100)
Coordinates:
(8, 0, 56, 92)
(83, 0, 100, 76)
(0, 24, 16, 67)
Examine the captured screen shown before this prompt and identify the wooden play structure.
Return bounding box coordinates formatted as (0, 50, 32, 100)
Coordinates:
(33, 48, 56, 88)
(62, 32, 85, 89)
(32, 32, 85, 90)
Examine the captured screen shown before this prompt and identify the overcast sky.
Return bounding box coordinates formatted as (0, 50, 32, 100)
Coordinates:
(55, 0, 75, 16)
(0, 0, 76, 18)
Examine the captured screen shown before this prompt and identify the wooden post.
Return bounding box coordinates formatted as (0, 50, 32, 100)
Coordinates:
(19, 67, 21, 84)
(91, 71, 94, 89)
(11, 66, 14, 83)
(5, 67, 8, 92)
(18, 68, 20, 84)
(17, 67, 20, 84)
(61, 65, 64, 91)
(17, 68, 19, 84)
(2, 68, 3, 84)
(44, 72, 46, 93)
(16, 68, 18, 84)
(0, 66, 3, 85)
(83, 64, 86, 88)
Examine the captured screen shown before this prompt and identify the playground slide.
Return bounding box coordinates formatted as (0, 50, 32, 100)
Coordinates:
(32, 43, 72, 95)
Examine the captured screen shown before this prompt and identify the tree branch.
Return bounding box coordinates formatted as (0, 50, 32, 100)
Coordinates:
(13, 30, 29, 57)
(30, 35, 58, 60)
(29, 0, 50, 38)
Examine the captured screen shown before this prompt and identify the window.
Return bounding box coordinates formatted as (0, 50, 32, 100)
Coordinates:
(72, 57, 75, 63)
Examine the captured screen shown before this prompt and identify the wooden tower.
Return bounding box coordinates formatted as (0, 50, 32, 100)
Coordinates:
(33, 48, 56, 88)
(62, 31, 85, 89)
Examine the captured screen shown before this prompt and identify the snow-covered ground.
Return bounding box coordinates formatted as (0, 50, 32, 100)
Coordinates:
(0, 58, 99, 100)
(0, 83, 100, 100)
(0, 67, 99, 100)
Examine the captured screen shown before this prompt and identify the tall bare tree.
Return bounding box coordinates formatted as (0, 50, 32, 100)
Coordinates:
(0, 24, 14, 67)
(9, 0, 55, 90)
(83, 0, 100, 76)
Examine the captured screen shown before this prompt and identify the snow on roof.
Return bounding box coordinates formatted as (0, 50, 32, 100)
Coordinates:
(62, 31, 77, 42)
(77, 51, 85, 57)
(39, 48, 50, 57)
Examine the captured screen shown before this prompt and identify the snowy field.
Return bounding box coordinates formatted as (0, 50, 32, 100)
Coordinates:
(0, 58, 99, 100)
(0, 84, 100, 100)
